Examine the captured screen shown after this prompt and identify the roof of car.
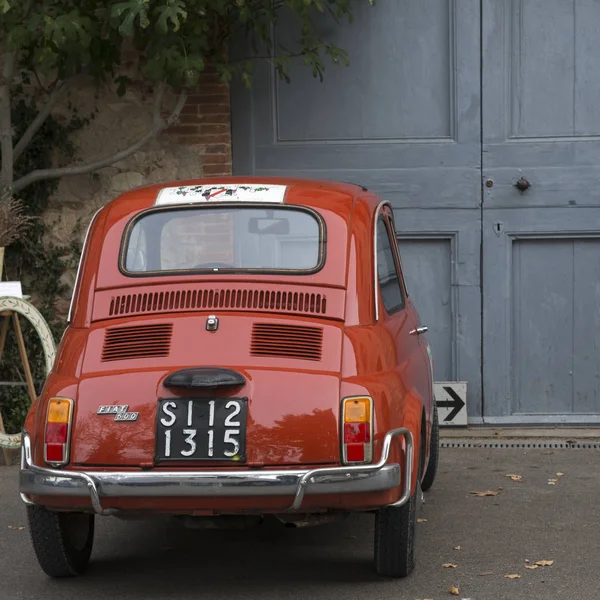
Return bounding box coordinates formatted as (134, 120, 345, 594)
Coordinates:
(99, 177, 375, 221)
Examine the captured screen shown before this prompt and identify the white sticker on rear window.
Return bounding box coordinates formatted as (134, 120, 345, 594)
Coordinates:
(155, 184, 287, 205)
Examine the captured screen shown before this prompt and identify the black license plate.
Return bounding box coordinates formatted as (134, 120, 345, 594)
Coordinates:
(156, 397, 247, 462)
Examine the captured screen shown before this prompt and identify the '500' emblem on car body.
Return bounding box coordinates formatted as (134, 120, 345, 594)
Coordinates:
(97, 405, 139, 422)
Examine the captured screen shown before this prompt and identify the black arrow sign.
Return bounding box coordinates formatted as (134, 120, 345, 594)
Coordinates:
(436, 386, 466, 422)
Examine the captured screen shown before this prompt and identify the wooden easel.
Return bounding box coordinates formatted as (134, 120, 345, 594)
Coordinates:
(0, 309, 37, 466)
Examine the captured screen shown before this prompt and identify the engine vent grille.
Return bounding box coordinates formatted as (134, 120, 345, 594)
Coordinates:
(101, 323, 173, 362)
(109, 288, 327, 317)
(250, 323, 323, 361)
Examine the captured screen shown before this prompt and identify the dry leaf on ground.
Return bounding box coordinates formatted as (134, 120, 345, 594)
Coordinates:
(504, 574, 521, 579)
(556, 472, 564, 477)
(454, 545, 462, 550)
(524, 559, 530, 563)
(470, 488, 503, 497)
(7, 526, 25, 530)
(535, 560, 554, 567)
(505, 474, 523, 481)
(443, 563, 458, 568)
(417, 518, 428, 523)
(548, 479, 558, 485)
(525, 565, 539, 570)
(450, 585, 460, 596)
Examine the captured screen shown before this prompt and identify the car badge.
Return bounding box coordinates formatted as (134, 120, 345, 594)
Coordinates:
(97, 405, 139, 422)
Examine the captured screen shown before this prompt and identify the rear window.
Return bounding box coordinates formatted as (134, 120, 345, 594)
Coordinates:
(122, 206, 324, 275)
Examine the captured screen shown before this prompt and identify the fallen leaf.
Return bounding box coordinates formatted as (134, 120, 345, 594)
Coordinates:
(556, 472, 564, 477)
(504, 574, 521, 579)
(470, 488, 503, 497)
(479, 571, 493, 576)
(524, 559, 530, 563)
(505, 474, 523, 482)
(450, 585, 460, 596)
(443, 563, 458, 568)
(417, 518, 428, 523)
(535, 560, 554, 567)
(525, 565, 539, 570)
(548, 479, 558, 485)
(454, 545, 462, 550)
(7, 526, 25, 531)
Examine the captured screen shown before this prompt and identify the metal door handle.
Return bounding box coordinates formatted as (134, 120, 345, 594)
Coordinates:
(514, 177, 531, 192)
(409, 326, 428, 336)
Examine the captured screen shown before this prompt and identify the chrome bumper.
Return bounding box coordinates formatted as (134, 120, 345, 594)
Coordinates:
(20, 428, 413, 515)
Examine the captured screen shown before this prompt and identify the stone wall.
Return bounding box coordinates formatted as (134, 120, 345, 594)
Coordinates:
(40, 71, 232, 316)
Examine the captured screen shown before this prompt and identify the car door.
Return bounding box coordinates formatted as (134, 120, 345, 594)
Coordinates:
(380, 207, 433, 416)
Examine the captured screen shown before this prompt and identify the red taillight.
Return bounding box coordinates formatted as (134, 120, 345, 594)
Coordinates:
(342, 397, 373, 464)
(44, 398, 73, 466)
(344, 422, 370, 443)
(45, 422, 68, 443)
(45, 444, 64, 462)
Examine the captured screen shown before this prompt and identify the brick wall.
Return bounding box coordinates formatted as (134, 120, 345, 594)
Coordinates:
(161, 70, 235, 268)
(165, 70, 233, 178)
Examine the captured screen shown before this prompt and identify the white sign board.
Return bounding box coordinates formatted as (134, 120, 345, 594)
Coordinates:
(0, 281, 23, 298)
(434, 381, 468, 426)
(155, 184, 287, 206)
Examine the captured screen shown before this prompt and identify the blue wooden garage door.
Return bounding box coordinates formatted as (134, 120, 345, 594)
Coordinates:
(231, 0, 600, 423)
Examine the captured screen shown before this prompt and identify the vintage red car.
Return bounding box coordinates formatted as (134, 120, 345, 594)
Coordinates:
(19, 177, 438, 578)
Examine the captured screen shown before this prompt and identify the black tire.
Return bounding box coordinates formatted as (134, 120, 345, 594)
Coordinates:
(26, 505, 94, 577)
(421, 404, 440, 492)
(374, 441, 423, 578)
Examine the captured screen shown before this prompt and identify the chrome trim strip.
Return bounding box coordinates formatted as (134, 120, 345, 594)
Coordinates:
(20, 428, 413, 514)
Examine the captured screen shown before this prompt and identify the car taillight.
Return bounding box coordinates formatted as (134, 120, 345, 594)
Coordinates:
(44, 397, 73, 466)
(342, 396, 373, 464)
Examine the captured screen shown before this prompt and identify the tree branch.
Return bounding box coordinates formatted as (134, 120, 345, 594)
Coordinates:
(0, 51, 17, 190)
(13, 79, 74, 163)
(12, 85, 187, 194)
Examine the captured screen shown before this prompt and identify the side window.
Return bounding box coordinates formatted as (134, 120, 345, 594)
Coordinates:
(376, 217, 405, 315)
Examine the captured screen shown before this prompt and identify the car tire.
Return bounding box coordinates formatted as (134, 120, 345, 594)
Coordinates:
(27, 505, 94, 577)
(421, 404, 439, 492)
(374, 440, 422, 578)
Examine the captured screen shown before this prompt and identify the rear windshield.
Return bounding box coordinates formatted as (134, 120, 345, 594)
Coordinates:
(122, 206, 324, 275)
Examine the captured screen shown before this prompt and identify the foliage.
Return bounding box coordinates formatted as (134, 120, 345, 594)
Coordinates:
(1, 0, 375, 196)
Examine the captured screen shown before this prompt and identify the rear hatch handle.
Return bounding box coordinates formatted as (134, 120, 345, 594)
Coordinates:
(164, 367, 246, 390)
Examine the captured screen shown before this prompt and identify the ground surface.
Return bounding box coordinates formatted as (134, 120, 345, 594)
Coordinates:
(1, 448, 598, 600)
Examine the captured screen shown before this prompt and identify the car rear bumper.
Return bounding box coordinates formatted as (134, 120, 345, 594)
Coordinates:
(19, 428, 413, 515)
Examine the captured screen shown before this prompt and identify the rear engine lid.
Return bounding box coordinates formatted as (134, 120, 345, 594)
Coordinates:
(71, 315, 344, 467)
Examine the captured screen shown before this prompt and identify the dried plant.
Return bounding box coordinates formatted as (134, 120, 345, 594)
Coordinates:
(0, 192, 36, 248)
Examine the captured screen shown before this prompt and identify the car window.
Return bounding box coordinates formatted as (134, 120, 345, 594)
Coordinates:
(122, 206, 324, 274)
(376, 217, 405, 315)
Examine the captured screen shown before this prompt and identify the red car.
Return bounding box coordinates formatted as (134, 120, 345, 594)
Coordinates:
(20, 178, 438, 578)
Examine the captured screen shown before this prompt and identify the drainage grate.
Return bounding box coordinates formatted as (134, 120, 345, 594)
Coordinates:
(441, 440, 600, 449)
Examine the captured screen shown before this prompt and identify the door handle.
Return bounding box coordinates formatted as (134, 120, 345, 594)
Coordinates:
(514, 177, 531, 192)
(409, 326, 428, 336)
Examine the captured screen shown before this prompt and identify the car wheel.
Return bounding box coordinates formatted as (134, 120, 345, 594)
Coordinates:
(374, 440, 423, 578)
(421, 404, 440, 492)
(27, 505, 95, 577)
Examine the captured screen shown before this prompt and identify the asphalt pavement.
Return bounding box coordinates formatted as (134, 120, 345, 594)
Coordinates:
(1, 447, 598, 600)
